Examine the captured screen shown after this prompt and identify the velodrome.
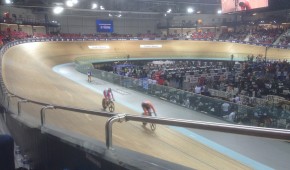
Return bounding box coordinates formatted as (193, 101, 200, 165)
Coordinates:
(2, 40, 290, 169)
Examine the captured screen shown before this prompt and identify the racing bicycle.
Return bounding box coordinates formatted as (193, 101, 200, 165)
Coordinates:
(142, 111, 157, 131)
(102, 98, 115, 112)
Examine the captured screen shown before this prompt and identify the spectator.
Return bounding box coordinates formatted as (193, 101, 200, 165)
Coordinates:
(221, 102, 230, 116)
(223, 109, 237, 122)
(195, 85, 202, 94)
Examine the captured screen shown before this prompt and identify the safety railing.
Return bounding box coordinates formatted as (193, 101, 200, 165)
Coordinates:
(1, 89, 290, 151)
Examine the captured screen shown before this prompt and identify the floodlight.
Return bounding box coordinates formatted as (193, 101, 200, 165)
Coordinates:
(66, 0, 73, 7)
(92, 3, 98, 9)
(5, 0, 11, 4)
(53, 6, 64, 14)
(217, 10, 222, 14)
(187, 7, 194, 13)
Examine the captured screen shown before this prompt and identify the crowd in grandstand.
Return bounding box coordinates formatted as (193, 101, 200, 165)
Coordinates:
(1, 26, 290, 47)
(248, 28, 284, 44)
(104, 57, 290, 128)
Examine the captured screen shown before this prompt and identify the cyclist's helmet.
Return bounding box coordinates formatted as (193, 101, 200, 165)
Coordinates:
(239, 2, 245, 6)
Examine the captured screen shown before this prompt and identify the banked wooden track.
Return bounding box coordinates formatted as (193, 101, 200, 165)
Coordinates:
(2, 40, 289, 169)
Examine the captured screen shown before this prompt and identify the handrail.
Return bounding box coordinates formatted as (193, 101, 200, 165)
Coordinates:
(6, 94, 16, 109)
(17, 100, 28, 116)
(40, 105, 54, 126)
(105, 114, 127, 149)
(104, 114, 290, 149)
(5, 89, 290, 148)
(6, 92, 117, 118)
(125, 115, 290, 139)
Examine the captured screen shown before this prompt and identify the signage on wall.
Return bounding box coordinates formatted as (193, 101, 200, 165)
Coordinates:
(140, 45, 162, 48)
(88, 45, 110, 49)
(96, 20, 114, 33)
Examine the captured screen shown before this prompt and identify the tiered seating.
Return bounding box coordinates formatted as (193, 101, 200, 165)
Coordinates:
(218, 31, 248, 41)
(10, 31, 28, 39)
(277, 36, 290, 46)
(248, 28, 284, 44)
(33, 32, 50, 38)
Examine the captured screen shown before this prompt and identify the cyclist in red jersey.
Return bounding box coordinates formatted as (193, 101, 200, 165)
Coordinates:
(141, 100, 156, 116)
(239, 0, 251, 10)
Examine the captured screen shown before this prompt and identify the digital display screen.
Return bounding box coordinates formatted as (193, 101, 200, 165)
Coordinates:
(96, 20, 113, 33)
(221, 0, 268, 13)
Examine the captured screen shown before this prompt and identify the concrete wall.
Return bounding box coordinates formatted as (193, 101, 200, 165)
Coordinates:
(0, 6, 45, 23)
(1, 6, 159, 35)
(19, 25, 32, 35)
(50, 15, 159, 35)
(33, 26, 46, 34)
(170, 14, 236, 27)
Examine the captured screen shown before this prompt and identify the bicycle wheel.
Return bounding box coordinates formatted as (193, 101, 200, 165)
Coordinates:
(108, 101, 115, 112)
(102, 99, 106, 110)
(150, 123, 156, 131)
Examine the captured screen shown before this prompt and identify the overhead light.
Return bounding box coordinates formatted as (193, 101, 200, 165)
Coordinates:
(117, 14, 122, 18)
(252, 13, 257, 16)
(217, 10, 222, 14)
(5, 0, 12, 4)
(167, 9, 171, 13)
(72, 0, 78, 4)
(196, 11, 201, 14)
(66, 0, 73, 7)
(187, 7, 194, 13)
(92, 3, 97, 9)
(109, 13, 112, 17)
(100, 6, 105, 10)
(53, 6, 64, 14)
(164, 13, 167, 16)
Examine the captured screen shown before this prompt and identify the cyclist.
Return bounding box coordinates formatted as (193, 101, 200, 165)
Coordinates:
(103, 88, 115, 104)
(239, 0, 251, 11)
(141, 100, 156, 117)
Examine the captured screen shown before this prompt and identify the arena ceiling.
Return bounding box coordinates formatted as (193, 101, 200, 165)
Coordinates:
(1, 0, 221, 14)
(1, 0, 290, 15)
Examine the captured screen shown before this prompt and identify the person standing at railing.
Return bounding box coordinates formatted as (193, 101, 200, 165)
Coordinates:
(87, 69, 92, 82)
(221, 102, 230, 116)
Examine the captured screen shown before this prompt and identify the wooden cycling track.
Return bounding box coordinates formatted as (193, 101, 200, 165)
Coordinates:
(2, 41, 289, 169)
